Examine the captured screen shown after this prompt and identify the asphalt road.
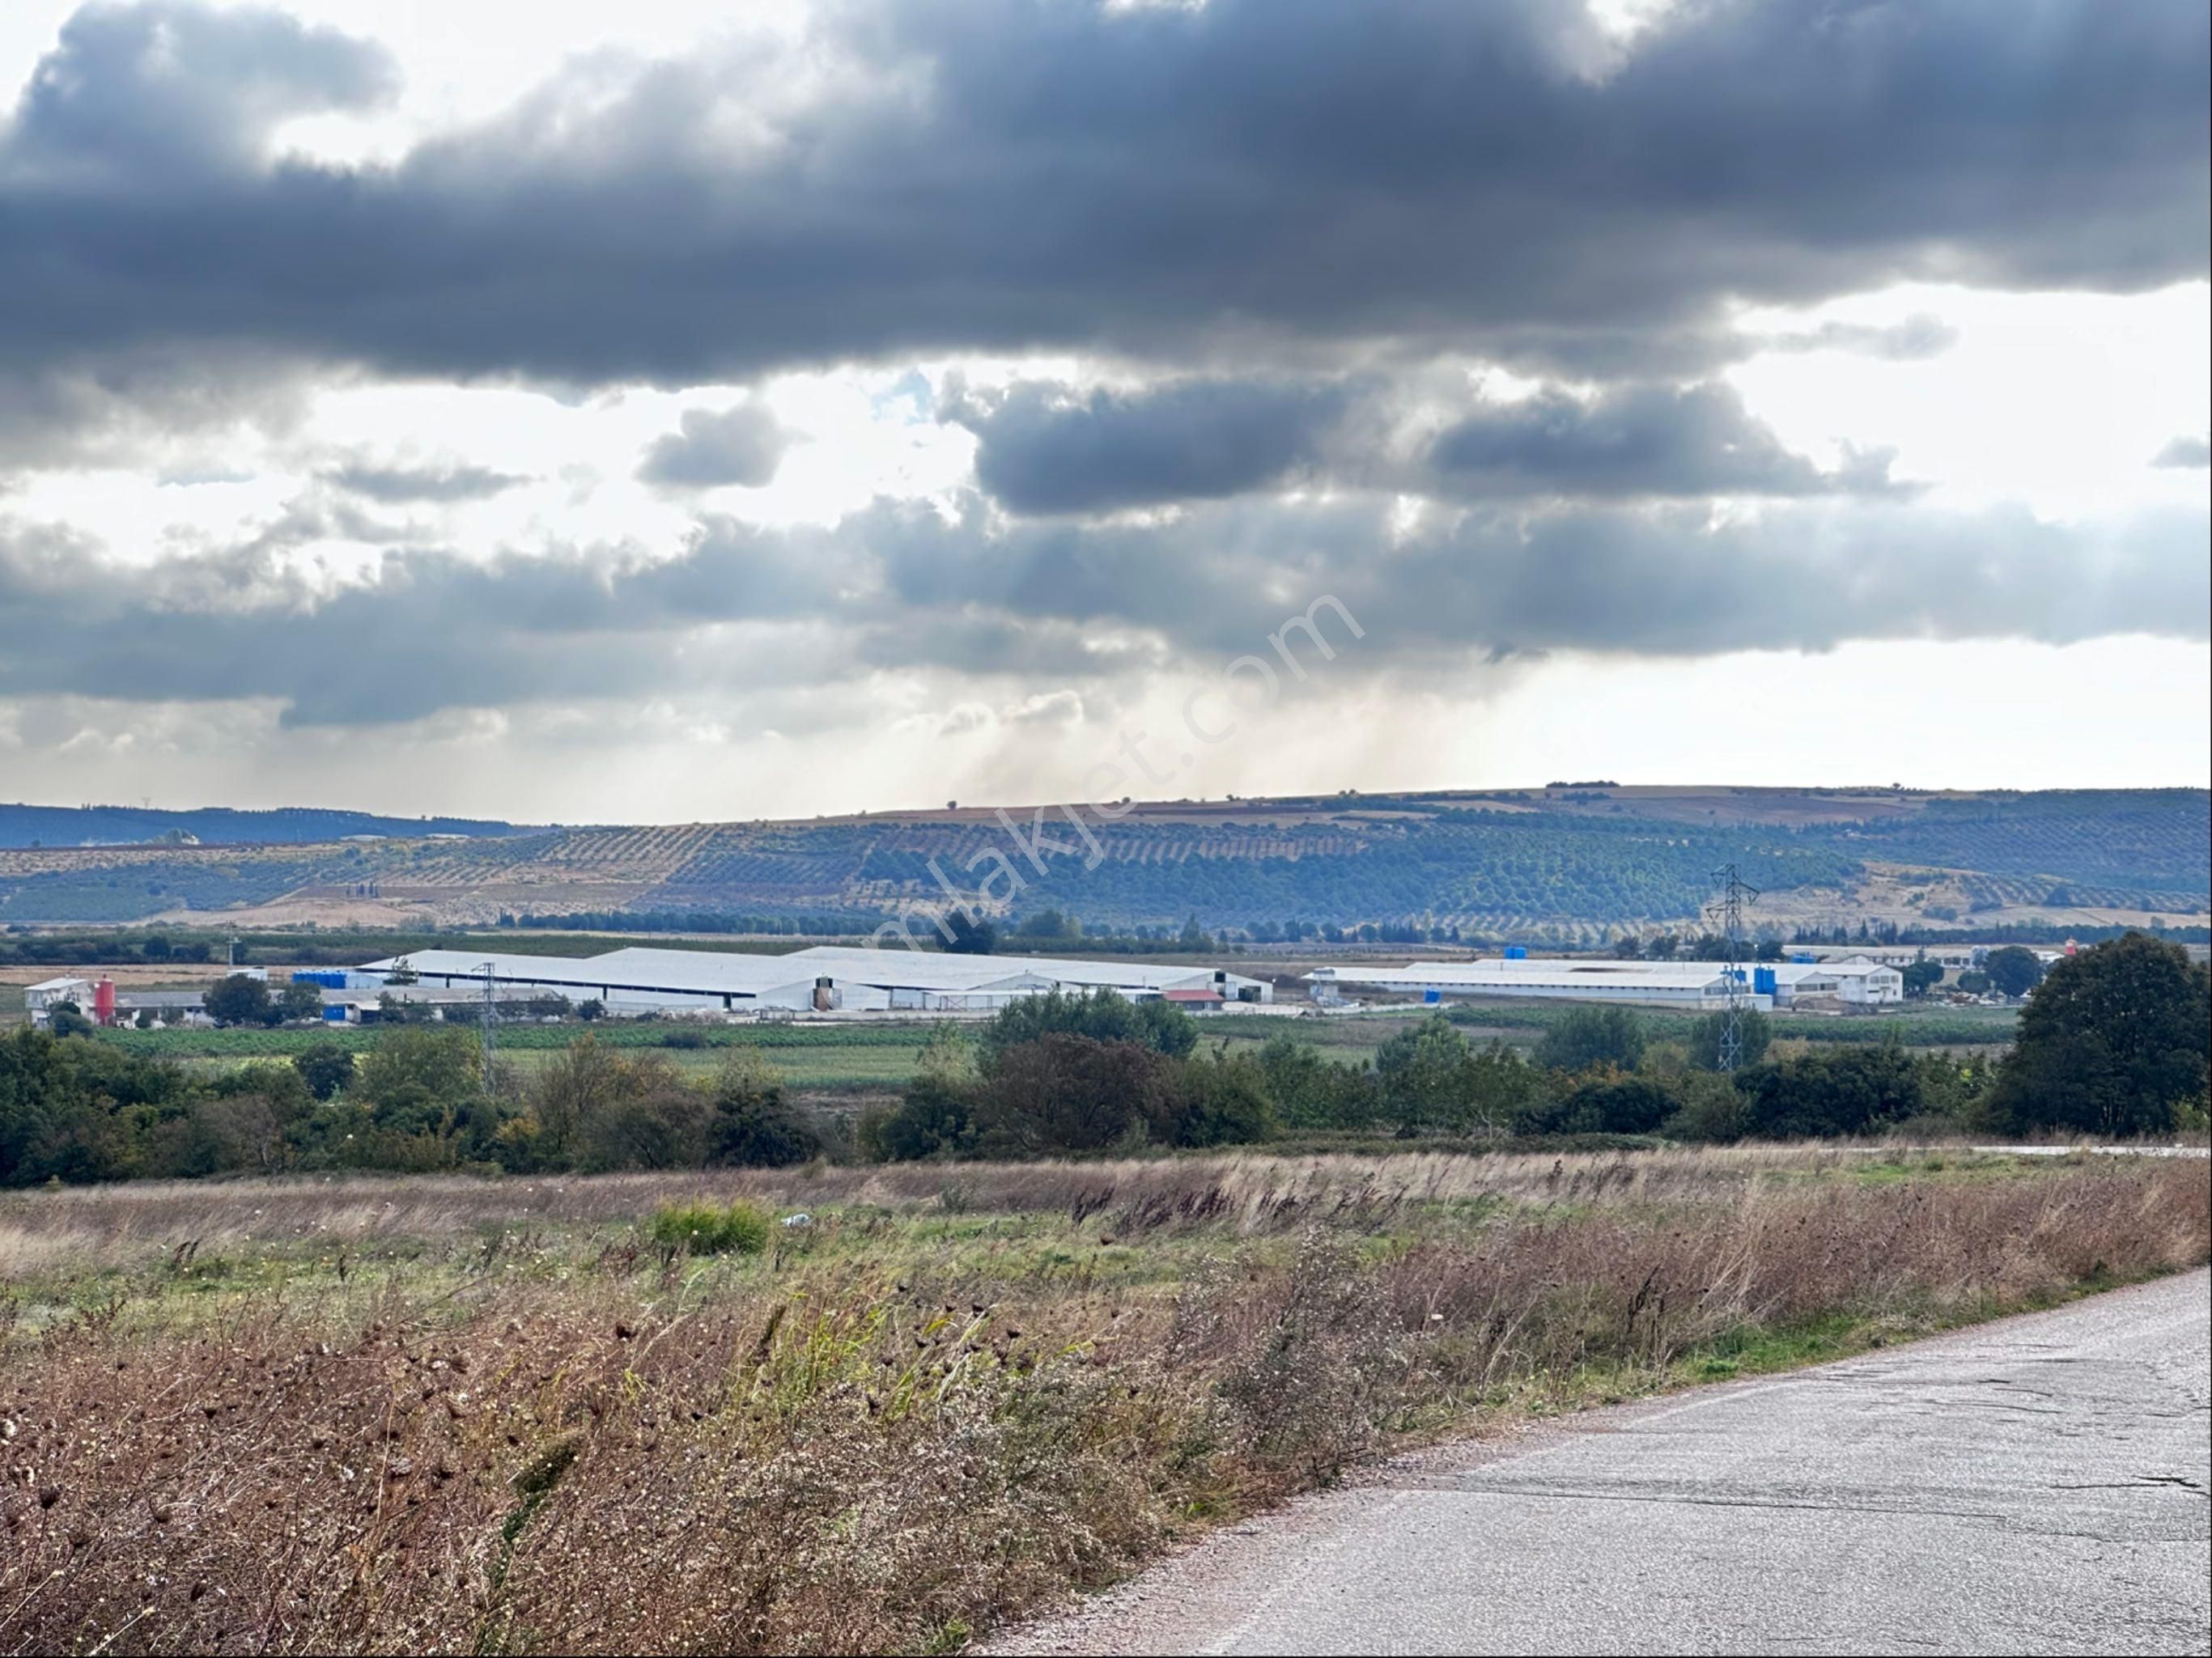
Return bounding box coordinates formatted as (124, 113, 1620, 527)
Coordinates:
(1005, 1270, 2212, 1657)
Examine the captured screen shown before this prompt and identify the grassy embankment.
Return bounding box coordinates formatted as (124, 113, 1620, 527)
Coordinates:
(1, 1146, 2201, 1654)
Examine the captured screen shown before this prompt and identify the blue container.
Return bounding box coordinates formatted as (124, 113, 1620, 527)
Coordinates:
(1753, 967, 1777, 995)
(322, 1004, 349, 1022)
(1504, 944, 1527, 959)
(1424, 988, 1441, 1003)
(1792, 952, 1817, 964)
(293, 969, 348, 989)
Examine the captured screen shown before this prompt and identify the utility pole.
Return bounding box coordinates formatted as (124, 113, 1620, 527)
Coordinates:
(1705, 863, 1761, 1072)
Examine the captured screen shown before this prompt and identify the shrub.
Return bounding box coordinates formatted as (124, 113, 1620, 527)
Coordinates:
(978, 988, 1198, 1070)
(1515, 1067, 1679, 1135)
(293, 1041, 357, 1101)
(1688, 1007, 1771, 1071)
(860, 1074, 976, 1162)
(1737, 1044, 1924, 1139)
(645, 1198, 771, 1256)
(1158, 1050, 1278, 1148)
(973, 1033, 1175, 1156)
(709, 1050, 820, 1167)
(1535, 1006, 1647, 1073)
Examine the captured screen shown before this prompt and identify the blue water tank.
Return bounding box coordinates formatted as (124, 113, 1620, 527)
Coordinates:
(1424, 988, 1441, 1003)
(1504, 944, 1527, 959)
(1753, 967, 1777, 995)
(293, 969, 347, 989)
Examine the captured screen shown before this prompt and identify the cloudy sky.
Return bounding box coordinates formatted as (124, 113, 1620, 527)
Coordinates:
(0, 0, 2206, 824)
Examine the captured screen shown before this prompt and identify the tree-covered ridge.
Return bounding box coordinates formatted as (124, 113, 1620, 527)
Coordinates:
(1838, 791, 2210, 893)
(0, 803, 531, 850)
(0, 788, 2202, 931)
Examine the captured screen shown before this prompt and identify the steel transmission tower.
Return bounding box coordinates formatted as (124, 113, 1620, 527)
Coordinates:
(1705, 863, 1761, 1072)
(477, 960, 499, 1089)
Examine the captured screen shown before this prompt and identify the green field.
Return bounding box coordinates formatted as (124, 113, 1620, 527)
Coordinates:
(85, 999, 2019, 1098)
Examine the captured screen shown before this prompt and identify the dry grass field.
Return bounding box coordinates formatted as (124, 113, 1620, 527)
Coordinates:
(2, 1147, 2206, 1654)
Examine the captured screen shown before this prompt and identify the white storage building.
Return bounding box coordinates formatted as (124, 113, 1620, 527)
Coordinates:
(355, 943, 1272, 1016)
(1305, 959, 1774, 1012)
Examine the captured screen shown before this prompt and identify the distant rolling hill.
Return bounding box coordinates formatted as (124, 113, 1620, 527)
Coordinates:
(0, 786, 2203, 940)
(0, 803, 531, 850)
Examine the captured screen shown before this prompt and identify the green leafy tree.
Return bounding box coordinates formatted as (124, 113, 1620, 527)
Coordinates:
(1517, 1068, 1678, 1135)
(973, 1033, 1173, 1156)
(1688, 1008, 1772, 1071)
(1900, 960, 1945, 998)
(1535, 1007, 1647, 1074)
(355, 1025, 482, 1142)
(1736, 1045, 1923, 1139)
(1159, 1050, 1277, 1147)
(944, 910, 997, 955)
(1982, 946, 2045, 999)
(292, 1041, 357, 1101)
(979, 988, 1197, 1069)
(203, 974, 275, 1028)
(278, 979, 325, 1022)
(48, 1001, 96, 1039)
(708, 1048, 818, 1166)
(1989, 934, 2210, 1137)
(1374, 1015, 1470, 1131)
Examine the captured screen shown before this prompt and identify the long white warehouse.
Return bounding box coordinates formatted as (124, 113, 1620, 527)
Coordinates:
(357, 943, 1272, 1016)
(1307, 959, 1773, 1011)
(1306, 955, 1904, 1011)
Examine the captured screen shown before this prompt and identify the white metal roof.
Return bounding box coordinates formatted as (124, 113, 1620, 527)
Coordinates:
(786, 944, 1230, 994)
(356, 943, 1250, 999)
(1310, 959, 1738, 990)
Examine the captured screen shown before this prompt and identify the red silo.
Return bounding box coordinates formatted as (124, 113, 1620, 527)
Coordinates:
(94, 977, 117, 1026)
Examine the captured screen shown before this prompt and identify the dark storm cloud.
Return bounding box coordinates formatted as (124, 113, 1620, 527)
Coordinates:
(950, 374, 1894, 512)
(1427, 382, 1907, 499)
(948, 379, 1350, 514)
(1, 0, 2202, 391)
(2151, 436, 2210, 469)
(5, 493, 2201, 726)
(637, 404, 791, 490)
(324, 460, 529, 502)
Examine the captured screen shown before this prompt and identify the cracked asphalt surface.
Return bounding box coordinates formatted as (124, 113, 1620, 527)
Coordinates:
(1002, 1270, 2211, 1656)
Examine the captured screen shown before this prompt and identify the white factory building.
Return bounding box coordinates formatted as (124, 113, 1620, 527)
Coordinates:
(1306, 956, 1904, 1011)
(355, 944, 1273, 1016)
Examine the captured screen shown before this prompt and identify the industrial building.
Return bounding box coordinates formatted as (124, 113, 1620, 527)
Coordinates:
(1306, 959, 1773, 1011)
(354, 944, 1274, 1016)
(1305, 955, 1905, 1011)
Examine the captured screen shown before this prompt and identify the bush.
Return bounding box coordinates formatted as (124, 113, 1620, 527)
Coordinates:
(860, 1074, 976, 1162)
(978, 988, 1198, 1070)
(1688, 1007, 1770, 1071)
(974, 1034, 1175, 1156)
(1535, 1006, 1646, 1073)
(1737, 1044, 1924, 1139)
(1158, 1051, 1278, 1148)
(293, 1041, 357, 1101)
(709, 1050, 819, 1167)
(645, 1199, 771, 1256)
(1515, 1068, 1679, 1135)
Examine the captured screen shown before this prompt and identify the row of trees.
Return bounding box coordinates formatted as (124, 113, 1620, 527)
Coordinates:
(4, 935, 2201, 1186)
